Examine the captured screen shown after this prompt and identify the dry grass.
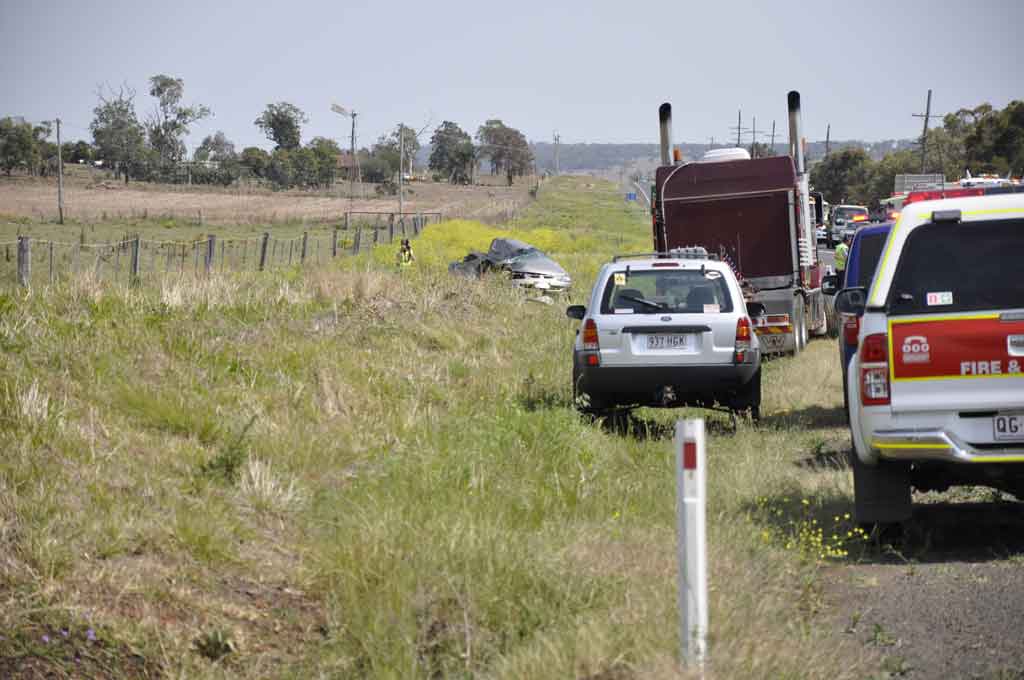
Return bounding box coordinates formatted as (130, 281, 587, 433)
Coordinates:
(0, 172, 530, 226)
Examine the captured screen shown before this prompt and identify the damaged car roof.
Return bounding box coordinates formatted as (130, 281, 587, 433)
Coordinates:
(447, 238, 571, 291)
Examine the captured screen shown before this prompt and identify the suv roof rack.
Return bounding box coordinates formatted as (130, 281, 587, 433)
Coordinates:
(612, 247, 719, 263)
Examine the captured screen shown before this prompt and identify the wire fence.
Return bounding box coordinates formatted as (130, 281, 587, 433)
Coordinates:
(0, 211, 442, 290)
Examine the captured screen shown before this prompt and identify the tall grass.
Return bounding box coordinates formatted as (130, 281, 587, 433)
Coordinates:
(0, 177, 880, 678)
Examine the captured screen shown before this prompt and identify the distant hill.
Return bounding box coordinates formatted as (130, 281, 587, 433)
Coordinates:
(416, 139, 918, 175)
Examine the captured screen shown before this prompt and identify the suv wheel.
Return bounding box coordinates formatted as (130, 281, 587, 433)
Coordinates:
(572, 363, 609, 415)
(849, 448, 912, 525)
(730, 368, 762, 422)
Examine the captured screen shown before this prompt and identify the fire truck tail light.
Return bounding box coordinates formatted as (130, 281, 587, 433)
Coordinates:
(860, 333, 890, 406)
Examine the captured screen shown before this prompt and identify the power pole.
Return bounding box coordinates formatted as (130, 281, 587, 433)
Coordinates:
(825, 124, 831, 156)
(749, 117, 757, 156)
(398, 123, 404, 216)
(706, 136, 716, 150)
(553, 131, 560, 175)
(917, 89, 932, 172)
(729, 109, 748, 148)
(55, 117, 64, 225)
(769, 121, 776, 154)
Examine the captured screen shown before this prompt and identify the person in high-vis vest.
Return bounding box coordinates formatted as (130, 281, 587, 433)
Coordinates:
(834, 233, 851, 285)
(396, 239, 415, 269)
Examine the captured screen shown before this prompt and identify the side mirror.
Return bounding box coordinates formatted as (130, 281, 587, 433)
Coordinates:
(746, 302, 767, 318)
(566, 305, 586, 320)
(821, 274, 839, 296)
(834, 287, 867, 315)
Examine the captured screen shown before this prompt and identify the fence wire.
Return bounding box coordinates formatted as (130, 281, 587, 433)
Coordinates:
(3, 212, 442, 290)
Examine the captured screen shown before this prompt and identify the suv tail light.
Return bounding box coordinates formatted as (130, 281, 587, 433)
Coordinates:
(860, 333, 890, 406)
(734, 316, 751, 363)
(842, 313, 860, 347)
(582, 318, 600, 366)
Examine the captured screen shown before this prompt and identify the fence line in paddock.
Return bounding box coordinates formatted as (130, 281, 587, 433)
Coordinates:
(2, 211, 442, 289)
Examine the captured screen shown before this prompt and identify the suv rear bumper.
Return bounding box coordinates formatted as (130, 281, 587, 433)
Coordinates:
(575, 358, 759, 406)
(871, 429, 1024, 464)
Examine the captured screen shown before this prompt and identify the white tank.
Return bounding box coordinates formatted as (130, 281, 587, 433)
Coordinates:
(700, 148, 751, 163)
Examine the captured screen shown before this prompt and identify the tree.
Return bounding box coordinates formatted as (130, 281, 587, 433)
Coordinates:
(239, 146, 271, 179)
(476, 119, 533, 185)
(195, 131, 236, 162)
(0, 117, 37, 176)
(809, 147, 871, 204)
(267, 149, 294, 188)
(373, 124, 421, 176)
(255, 102, 308, 151)
(90, 84, 147, 183)
(307, 137, 341, 188)
(146, 74, 210, 164)
(961, 100, 1024, 175)
(428, 121, 474, 184)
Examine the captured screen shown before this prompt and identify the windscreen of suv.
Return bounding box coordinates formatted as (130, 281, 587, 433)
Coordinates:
(886, 219, 1024, 315)
(600, 268, 734, 314)
(855, 232, 887, 289)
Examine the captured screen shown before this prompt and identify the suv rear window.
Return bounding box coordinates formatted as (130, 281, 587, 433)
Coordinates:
(887, 219, 1024, 315)
(601, 268, 734, 314)
(855, 232, 886, 289)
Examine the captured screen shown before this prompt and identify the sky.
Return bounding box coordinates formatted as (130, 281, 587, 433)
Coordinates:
(2, 0, 1022, 155)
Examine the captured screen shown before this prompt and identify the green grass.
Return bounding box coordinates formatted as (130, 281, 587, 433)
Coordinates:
(0, 177, 881, 678)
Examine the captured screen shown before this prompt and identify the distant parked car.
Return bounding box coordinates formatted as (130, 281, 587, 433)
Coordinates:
(830, 204, 869, 242)
(822, 222, 893, 415)
(567, 247, 763, 420)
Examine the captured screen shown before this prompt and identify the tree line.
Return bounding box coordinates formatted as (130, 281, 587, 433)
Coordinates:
(0, 74, 534, 192)
(810, 101, 1024, 208)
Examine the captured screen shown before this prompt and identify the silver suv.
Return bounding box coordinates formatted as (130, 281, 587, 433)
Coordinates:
(567, 248, 763, 419)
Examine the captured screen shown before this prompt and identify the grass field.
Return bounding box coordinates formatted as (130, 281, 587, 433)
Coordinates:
(0, 177, 886, 678)
(0, 168, 530, 227)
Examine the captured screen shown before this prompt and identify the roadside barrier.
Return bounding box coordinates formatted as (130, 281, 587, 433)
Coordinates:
(675, 418, 708, 671)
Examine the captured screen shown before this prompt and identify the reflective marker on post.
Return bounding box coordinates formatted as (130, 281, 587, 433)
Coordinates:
(675, 418, 708, 669)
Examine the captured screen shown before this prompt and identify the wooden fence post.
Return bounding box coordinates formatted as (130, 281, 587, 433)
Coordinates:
(373, 227, 380, 246)
(332, 226, 339, 258)
(48, 241, 54, 285)
(130, 237, 141, 285)
(301, 232, 308, 264)
(344, 212, 350, 231)
(388, 213, 395, 243)
(352, 224, 362, 255)
(259, 232, 270, 271)
(17, 236, 30, 288)
(205, 235, 216, 275)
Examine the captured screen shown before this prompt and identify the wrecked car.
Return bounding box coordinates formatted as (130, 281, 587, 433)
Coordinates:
(448, 238, 572, 292)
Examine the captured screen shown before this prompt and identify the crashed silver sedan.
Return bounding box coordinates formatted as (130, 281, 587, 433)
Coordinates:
(448, 238, 572, 292)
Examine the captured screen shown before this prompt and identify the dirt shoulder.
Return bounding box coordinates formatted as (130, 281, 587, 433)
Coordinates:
(823, 500, 1024, 679)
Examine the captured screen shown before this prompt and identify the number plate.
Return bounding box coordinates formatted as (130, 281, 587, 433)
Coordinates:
(760, 334, 786, 351)
(646, 334, 692, 350)
(994, 414, 1024, 442)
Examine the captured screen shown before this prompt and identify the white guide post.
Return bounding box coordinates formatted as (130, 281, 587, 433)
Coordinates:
(675, 418, 708, 669)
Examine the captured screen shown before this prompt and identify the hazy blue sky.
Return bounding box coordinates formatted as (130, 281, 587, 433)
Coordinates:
(2, 0, 1021, 153)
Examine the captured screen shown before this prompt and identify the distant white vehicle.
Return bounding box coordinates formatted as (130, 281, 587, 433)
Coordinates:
(93, 160, 104, 167)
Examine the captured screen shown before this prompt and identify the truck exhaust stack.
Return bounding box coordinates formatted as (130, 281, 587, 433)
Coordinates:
(787, 91, 805, 176)
(659, 103, 673, 167)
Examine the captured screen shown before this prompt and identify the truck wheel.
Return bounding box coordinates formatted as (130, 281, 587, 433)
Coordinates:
(849, 448, 912, 526)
